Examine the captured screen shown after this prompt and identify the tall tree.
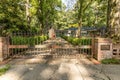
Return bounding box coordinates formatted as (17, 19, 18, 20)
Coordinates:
(36, 0, 61, 33)
(0, 0, 27, 35)
(107, 0, 120, 42)
(77, 0, 83, 37)
(76, 0, 93, 37)
(0, 0, 62, 35)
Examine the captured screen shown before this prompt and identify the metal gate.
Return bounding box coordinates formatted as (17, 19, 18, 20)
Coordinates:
(8, 31, 93, 59)
(8, 31, 49, 58)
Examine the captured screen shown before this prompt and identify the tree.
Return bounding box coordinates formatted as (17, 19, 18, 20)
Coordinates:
(76, 0, 83, 37)
(35, 0, 61, 33)
(0, 0, 27, 36)
(74, 0, 108, 37)
(107, 0, 120, 42)
(0, 0, 62, 35)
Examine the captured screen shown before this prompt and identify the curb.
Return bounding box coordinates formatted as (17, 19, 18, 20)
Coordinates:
(90, 58, 101, 64)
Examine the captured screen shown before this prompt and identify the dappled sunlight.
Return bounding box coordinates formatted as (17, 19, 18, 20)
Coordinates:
(40, 67, 55, 79)
(0, 58, 117, 80)
(0, 66, 29, 80)
(0, 72, 20, 80)
(24, 58, 43, 64)
(76, 64, 91, 78)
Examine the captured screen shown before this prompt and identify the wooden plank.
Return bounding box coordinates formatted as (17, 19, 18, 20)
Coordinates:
(9, 45, 28, 48)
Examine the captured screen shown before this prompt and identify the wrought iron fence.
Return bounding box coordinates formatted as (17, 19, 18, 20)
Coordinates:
(8, 31, 49, 58)
(61, 36, 93, 56)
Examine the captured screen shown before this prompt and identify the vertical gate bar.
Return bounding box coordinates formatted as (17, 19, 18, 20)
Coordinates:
(29, 31, 31, 57)
(36, 30, 38, 57)
(19, 31, 21, 57)
(12, 30, 16, 56)
(82, 39, 84, 54)
(7, 36, 9, 58)
(23, 31, 25, 57)
(25, 31, 27, 56)
(84, 38, 86, 54)
(11, 32, 13, 57)
(87, 38, 89, 56)
(21, 31, 23, 57)
(89, 38, 91, 55)
(92, 37, 94, 58)
(79, 38, 81, 55)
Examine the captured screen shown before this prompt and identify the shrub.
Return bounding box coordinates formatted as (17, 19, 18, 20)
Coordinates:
(72, 38, 79, 45)
(101, 58, 120, 64)
(61, 36, 92, 46)
(11, 35, 48, 45)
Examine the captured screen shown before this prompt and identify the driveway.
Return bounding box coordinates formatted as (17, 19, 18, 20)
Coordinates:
(0, 58, 120, 80)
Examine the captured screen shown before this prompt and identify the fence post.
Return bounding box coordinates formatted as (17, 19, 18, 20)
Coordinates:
(0, 37, 9, 61)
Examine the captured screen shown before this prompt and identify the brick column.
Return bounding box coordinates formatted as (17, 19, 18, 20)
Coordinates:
(0, 37, 9, 61)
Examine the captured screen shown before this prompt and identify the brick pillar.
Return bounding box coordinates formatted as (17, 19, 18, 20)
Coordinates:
(0, 37, 9, 61)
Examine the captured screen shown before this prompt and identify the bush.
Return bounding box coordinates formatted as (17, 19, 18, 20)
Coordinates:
(61, 36, 92, 46)
(11, 35, 48, 45)
(101, 58, 120, 64)
(72, 38, 79, 45)
(81, 38, 92, 45)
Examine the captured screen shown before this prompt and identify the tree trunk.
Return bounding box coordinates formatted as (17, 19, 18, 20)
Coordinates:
(76, 0, 83, 37)
(26, 0, 30, 28)
(108, 0, 120, 40)
(107, 0, 110, 36)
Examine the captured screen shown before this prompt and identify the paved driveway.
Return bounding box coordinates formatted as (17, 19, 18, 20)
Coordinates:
(0, 58, 120, 80)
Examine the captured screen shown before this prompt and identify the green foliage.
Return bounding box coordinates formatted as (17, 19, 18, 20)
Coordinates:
(0, 65, 10, 76)
(61, 36, 92, 46)
(0, 0, 27, 33)
(11, 35, 48, 45)
(101, 58, 120, 64)
(36, 0, 62, 31)
(1, 0, 118, 40)
(0, 0, 62, 35)
(76, 0, 107, 27)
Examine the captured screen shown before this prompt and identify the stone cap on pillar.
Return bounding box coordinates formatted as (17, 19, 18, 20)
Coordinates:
(95, 37, 112, 43)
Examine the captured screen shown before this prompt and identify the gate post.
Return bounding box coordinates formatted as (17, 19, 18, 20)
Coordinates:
(0, 37, 9, 61)
(92, 38, 95, 58)
(94, 38, 113, 61)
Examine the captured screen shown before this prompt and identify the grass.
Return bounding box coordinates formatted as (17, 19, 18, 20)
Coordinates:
(101, 58, 120, 64)
(0, 65, 10, 76)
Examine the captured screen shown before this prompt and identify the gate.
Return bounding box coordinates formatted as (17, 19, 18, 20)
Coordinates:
(8, 31, 49, 58)
(59, 36, 93, 58)
(8, 31, 93, 59)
